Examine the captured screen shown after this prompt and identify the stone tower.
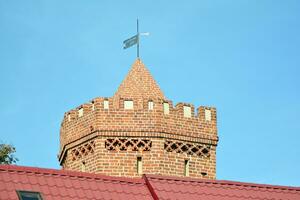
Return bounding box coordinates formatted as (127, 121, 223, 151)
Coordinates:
(58, 59, 218, 179)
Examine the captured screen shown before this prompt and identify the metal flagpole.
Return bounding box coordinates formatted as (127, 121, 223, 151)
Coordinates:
(137, 19, 139, 58)
(123, 19, 148, 58)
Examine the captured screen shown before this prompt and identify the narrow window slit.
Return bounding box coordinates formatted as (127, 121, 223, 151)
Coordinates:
(137, 157, 142, 175)
(184, 160, 189, 176)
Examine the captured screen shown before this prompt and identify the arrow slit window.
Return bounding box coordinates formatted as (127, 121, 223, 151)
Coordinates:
(137, 156, 142, 175)
(184, 160, 190, 176)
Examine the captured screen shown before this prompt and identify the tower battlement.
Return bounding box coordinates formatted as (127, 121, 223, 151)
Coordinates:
(58, 59, 218, 179)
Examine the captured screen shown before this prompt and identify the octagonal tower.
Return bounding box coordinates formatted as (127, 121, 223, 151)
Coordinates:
(58, 59, 218, 179)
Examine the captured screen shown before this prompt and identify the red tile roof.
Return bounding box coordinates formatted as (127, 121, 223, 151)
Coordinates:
(1, 165, 299, 200)
(145, 174, 300, 200)
(0, 165, 152, 200)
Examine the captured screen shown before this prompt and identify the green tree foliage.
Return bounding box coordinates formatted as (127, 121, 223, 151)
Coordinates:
(0, 143, 18, 164)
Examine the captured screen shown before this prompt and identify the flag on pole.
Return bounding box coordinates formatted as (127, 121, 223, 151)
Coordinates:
(123, 34, 139, 49)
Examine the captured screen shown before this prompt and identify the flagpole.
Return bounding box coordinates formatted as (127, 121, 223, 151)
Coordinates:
(137, 19, 139, 58)
(123, 19, 148, 58)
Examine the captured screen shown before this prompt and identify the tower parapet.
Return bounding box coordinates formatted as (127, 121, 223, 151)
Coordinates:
(59, 59, 218, 179)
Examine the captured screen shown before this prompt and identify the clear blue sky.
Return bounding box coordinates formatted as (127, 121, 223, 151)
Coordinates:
(1, 0, 299, 186)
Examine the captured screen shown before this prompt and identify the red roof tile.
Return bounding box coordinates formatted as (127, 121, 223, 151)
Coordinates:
(144, 174, 300, 200)
(0, 165, 152, 200)
(1, 165, 299, 200)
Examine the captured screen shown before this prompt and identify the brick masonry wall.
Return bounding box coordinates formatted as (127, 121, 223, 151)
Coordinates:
(60, 97, 217, 150)
(59, 59, 218, 179)
(59, 96, 218, 179)
(62, 137, 216, 179)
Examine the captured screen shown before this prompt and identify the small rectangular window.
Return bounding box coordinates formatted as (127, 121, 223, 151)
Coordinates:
(184, 160, 189, 176)
(124, 100, 134, 109)
(78, 108, 84, 117)
(137, 157, 142, 175)
(81, 161, 86, 172)
(67, 113, 71, 122)
(104, 100, 109, 109)
(183, 106, 191, 118)
(205, 109, 211, 121)
(91, 102, 95, 111)
(163, 103, 169, 115)
(148, 101, 154, 110)
(17, 191, 43, 200)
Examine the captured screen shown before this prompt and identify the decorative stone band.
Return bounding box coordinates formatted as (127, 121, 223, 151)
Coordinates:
(164, 140, 211, 157)
(105, 138, 152, 152)
(70, 140, 95, 161)
(58, 130, 218, 164)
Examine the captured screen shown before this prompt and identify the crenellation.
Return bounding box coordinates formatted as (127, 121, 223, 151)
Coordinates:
(65, 109, 77, 122)
(91, 97, 103, 110)
(197, 106, 217, 127)
(81, 103, 92, 115)
(99, 97, 111, 110)
(174, 103, 195, 118)
(59, 59, 218, 179)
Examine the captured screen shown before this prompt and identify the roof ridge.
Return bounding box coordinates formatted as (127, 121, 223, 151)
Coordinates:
(144, 175, 300, 192)
(173, 191, 285, 200)
(0, 165, 144, 184)
(143, 175, 159, 200)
